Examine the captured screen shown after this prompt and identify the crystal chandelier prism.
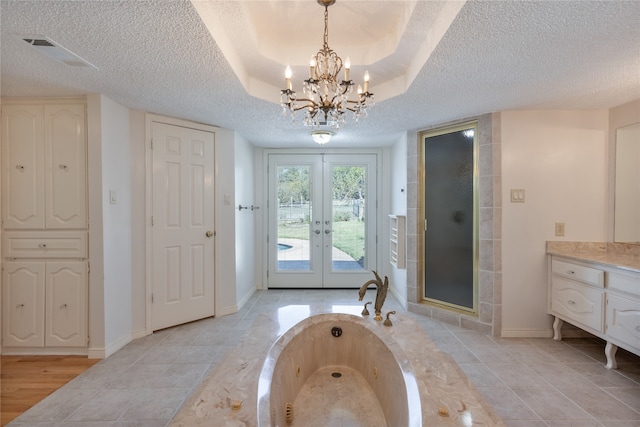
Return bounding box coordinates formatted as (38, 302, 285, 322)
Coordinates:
(280, 0, 374, 131)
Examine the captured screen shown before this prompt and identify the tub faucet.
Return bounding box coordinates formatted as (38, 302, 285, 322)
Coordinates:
(358, 270, 389, 321)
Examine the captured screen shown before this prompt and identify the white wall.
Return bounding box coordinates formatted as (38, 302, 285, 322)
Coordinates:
(388, 133, 408, 306)
(501, 110, 609, 336)
(86, 94, 133, 357)
(234, 133, 257, 308)
(214, 127, 239, 316)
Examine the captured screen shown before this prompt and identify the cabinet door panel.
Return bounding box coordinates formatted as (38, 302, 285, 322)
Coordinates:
(551, 276, 604, 332)
(2, 262, 45, 347)
(44, 105, 87, 229)
(45, 262, 87, 347)
(607, 293, 640, 355)
(1, 105, 45, 229)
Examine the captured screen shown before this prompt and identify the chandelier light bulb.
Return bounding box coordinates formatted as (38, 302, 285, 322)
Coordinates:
(344, 57, 351, 81)
(357, 84, 363, 95)
(285, 65, 292, 90)
(363, 70, 370, 93)
(309, 57, 317, 78)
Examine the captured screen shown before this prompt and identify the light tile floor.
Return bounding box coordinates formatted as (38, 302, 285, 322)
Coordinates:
(7, 289, 640, 426)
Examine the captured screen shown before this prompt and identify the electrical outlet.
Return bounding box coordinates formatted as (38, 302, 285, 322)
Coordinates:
(555, 222, 565, 236)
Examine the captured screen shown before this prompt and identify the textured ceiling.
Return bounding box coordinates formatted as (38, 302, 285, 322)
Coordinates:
(1, 0, 639, 148)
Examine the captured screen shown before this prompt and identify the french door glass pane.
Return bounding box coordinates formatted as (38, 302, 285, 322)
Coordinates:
(331, 165, 366, 271)
(276, 165, 311, 271)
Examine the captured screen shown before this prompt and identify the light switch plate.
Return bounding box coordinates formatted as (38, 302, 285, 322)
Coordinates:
(555, 222, 565, 236)
(510, 189, 525, 203)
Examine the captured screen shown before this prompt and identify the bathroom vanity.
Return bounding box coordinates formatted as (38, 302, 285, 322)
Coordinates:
(547, 242, 640, 369)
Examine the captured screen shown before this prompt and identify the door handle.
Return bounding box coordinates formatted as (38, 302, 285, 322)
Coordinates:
(314, 229, 321, 235)
(206, 230, 214, 238)
(325, 229, 332, 234)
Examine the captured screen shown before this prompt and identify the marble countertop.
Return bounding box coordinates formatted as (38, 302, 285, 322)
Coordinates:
(546, 241, 640, 273)
(170, 305, 505, 426)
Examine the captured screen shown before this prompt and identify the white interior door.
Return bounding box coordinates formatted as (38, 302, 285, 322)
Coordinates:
(151, 122, 215, 331)
(267, 153, 377, 289)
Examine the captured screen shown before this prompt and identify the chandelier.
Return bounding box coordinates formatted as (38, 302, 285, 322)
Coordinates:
(280, 0, 375, 135)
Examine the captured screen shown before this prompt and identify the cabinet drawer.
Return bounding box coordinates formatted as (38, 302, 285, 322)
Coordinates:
(3, 231, 87, 259)
(552, 258, 604, 288)
(606, 293, 640, 355)
(551, 276, 604, 332)
(608, 271, 640, 296)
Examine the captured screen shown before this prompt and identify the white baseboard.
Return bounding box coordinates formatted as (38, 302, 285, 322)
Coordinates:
(131, 328, 148, 341)
(218, 304, 239, 317)
(501, 329, 554, 338)
(89, 333, 132, 359)
(389, 286, 408, 310)
(237, 286, 257, 311)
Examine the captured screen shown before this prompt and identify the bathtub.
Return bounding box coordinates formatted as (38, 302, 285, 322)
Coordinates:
(257, 313, 422, 427)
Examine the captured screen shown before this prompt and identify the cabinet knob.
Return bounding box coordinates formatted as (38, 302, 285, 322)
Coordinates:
(16, 303, 24, 309)
(60, 304, 68, 309)
(16, 164, 24, 171)
(566, 270, 575, 275)
(39, 243, 47, 248)
(567, 300, 576, 305)
(59, 164, 68, 170)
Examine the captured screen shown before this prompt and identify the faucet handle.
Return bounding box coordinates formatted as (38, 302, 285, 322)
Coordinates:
(361, 301, 372, 316)
(383, 311, 396, 327)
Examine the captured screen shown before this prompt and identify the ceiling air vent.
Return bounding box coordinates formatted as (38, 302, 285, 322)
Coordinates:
(21, 36, 97, 69)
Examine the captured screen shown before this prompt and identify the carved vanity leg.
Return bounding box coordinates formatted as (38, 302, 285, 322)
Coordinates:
(605, 341, 618, 370)
(552, 317, 563, 341)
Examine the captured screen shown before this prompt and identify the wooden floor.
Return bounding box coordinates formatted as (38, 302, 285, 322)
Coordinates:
(0, 355, 99, 426)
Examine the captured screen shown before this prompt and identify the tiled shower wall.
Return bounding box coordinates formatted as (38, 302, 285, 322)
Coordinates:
(406, 113, 503, 337)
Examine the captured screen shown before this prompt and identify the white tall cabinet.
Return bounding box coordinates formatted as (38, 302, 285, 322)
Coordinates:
(1, 100, 88, 354)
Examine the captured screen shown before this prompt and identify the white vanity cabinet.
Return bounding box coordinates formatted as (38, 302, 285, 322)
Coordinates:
(549, 255, 640, 369)
(1, 100, 88, 354)
(549, 259, 605, 334)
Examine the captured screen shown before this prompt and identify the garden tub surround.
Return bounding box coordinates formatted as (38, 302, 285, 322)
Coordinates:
(170, 305, 504, 426)
(546, 241, 640, 272)
(257, 313, 421, 427)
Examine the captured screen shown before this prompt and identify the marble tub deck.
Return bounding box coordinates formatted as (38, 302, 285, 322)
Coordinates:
(171, 304, 505, 426)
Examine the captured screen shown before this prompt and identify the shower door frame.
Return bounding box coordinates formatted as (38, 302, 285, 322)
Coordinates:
(419, 122, 479, 315)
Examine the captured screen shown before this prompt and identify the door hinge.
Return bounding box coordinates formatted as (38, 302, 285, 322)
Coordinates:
(151, 216, 154, 226)
(150, 139, 153, 150)
(266, 269, 269, 278)
(87, 262, 90, 274)
(151, 293, 154, 303)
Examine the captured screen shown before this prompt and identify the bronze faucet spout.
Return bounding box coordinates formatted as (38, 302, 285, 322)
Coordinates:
(357, 271, 389, 321)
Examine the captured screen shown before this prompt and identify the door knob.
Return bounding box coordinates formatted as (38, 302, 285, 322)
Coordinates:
(314, 229, 321, 235)
(206, 230, 214, 237)
(325, 229, 332, 234)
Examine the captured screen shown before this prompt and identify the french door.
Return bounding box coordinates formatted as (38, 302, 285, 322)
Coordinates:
(267, 153, 377, 288)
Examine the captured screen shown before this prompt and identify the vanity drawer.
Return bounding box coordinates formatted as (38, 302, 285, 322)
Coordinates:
(606, 293, 640, 355)
(552, 259, 604, 288)
(607, 271, 640, 296)
(2, 231, 88, 259)
(551, 276, 604, 333)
